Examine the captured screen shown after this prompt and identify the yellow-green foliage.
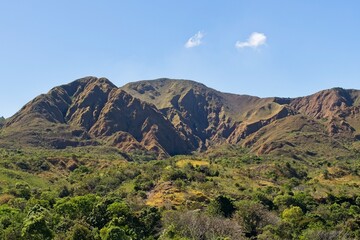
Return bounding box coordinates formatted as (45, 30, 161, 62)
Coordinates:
(0, 145, 360, 239)
(176, 159, 209, 168)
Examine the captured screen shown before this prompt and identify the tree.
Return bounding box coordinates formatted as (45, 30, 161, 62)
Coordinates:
(70, 223, 94, 240)
(161, 210, 244, 239)
(58, 186, 71, 198)
(15, 182, 31, 200)
(207, 195, 236, 218)
(22, 205, 53, 240)
(101, 226, 131, 240)
(55, 194, 97, 219)
(273, 194, 296, 210)
(299, 228, 343, 240)
(235, 201, 279, 238)
(0, 205, 23, 239)
(107, 201, 130, 218)
(88, 199, 113, 229)
(55, 201, 78, 219)
(282, 206, 304, 224)
(280, 206, 305, 238)
(138, 207, 161, 236)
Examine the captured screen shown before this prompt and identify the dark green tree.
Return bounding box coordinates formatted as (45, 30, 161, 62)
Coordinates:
(207, 195, 236, 218)
(15, 182, 31, 200)
(101, 226, 131, 240)
(70, 223, 94, 240)
(21, 205, 53, 240)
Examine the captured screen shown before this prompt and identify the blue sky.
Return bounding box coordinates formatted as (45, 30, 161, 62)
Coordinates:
(1, 1, 360, 117)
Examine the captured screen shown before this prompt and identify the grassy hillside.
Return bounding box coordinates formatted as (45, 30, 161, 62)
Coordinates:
(1, 145, 360, 239)
(121, 78, 275, 122)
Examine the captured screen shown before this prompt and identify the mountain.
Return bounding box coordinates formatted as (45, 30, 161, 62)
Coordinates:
(1, 77, 191, 157)
(1, 76, 360, 158)
(122, 79, 294, 150)
(122, 79, 360, 158)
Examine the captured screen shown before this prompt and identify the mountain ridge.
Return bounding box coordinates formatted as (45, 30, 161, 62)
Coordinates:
(1, 76, 360, 158)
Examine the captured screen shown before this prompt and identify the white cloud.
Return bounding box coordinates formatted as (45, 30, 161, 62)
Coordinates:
(235, 32, 267, 49)
(185, 31, 204, 48)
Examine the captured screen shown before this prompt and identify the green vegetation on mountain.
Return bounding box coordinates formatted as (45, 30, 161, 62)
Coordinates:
(0, 145, 360, 239)
(1, 77, 360, 239)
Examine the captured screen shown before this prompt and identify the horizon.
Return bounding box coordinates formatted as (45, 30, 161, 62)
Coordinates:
(1, 1, 360, 117)
(0, 75, 356, 119)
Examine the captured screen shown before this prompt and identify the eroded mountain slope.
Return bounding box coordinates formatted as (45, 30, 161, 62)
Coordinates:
(1, 77, 360, 158)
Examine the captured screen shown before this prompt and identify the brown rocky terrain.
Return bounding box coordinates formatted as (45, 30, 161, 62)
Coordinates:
(122, 79, 280, 150)
(1, 77, 190, 156)
(1, 76, 360, 158)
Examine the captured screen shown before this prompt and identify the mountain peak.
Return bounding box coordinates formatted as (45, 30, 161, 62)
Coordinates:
(289, 87, 359, 119)
(123, 78, 210, 95)
(54, 76, 116, 97)
(133, 78, 207, 86)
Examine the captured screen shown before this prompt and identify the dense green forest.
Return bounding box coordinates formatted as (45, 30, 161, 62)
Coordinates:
(1, 145, 360, 239)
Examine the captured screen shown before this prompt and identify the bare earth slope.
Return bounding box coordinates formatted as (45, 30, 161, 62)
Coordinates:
(122, 79, 287, 150)
(1, 77, 360, 158)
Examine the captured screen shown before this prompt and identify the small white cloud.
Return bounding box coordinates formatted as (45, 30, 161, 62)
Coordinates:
(185, 31, 204, 48)
(235, 32, 267, 49)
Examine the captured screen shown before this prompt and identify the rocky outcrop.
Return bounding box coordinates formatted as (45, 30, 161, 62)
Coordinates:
(227, 105, 296, 144)
(289, 88, 360, 138)
(89, 89, 191, 156)
(65, 77, 116, 130)
(289, 88, 355, 119)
